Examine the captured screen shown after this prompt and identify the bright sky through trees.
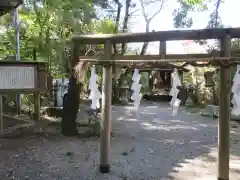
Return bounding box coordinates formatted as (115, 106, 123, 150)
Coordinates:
(130, 0, 239, 54)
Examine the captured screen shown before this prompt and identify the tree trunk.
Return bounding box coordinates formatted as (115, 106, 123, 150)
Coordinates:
(121, 0, 131, 55)
(147, 71, 153, 91)
(61, 44, 81, 136)
(112, 0, 131, 104)
(61, 76, 81, 136)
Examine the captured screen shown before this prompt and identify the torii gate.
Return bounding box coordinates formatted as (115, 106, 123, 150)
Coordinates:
(71, 28, 240, 180)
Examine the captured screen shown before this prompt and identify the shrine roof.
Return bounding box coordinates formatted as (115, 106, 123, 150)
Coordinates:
(122, 62, 190, 72)
(0, 0, 22, 16)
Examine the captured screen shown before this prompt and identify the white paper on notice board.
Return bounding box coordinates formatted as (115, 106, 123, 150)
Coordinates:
(0, 66, 35, 89)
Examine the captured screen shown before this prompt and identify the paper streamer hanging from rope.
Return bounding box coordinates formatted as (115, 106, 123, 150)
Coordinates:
(231, 65, 240, 115)
(169, 69, 182, 116)
(131, 69, 142, 110)
(88, 65, 102, 109)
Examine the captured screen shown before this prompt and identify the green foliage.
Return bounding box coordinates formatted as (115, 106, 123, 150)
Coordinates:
(0, 0, 113, 78)
(173, 0, 224, 29)
(0, 0, 232, 106)
(172, 0, 209, 29)
(183, 0, 206, 8)
(173, 1, 194, 28)
(93, 18, 116, 34)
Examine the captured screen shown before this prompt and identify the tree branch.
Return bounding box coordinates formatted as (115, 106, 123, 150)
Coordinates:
(113, 0, 122, 54)
(129, 8, 141, 16)
(214, 0, 221, 27)
(139, 0, 166, 55)
(121, 0, 131, 55)
(140, 0, 149, 23)
(148, 0, 165, 22)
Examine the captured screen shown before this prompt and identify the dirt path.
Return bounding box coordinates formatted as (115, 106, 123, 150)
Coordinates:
(0, 102, 240, 180)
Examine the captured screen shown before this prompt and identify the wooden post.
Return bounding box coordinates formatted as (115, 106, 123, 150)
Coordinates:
(218, 34, 231, 180)
(159, 41, 169, 86)
(34, 93, 41, 121)
(180, 71, 184, 84)
(0, 95, 3, 135)
(100, 40, 112, 173)
(159, 41, 166, 58)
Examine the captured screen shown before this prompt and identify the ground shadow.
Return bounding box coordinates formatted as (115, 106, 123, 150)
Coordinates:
(106, 102, 219, 179)
(0, 101, 239, 180)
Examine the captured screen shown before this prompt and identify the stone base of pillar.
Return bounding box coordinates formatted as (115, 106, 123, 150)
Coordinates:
(99, 164, 110, 173)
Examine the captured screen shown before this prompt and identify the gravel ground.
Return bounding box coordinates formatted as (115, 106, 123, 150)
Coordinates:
(0, 101, 240, 180)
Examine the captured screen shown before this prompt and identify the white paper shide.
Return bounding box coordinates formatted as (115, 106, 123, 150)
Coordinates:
(88, 66, 102, 110)
(231, 65, 240, 116)
(131, 68, 142, 110)
(169, 69, 182, 116)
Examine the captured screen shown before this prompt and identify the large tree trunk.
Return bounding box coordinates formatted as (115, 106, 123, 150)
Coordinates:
(112, 0, 130, 104)
(61, 44, 81, 136)
(149, 71, 154, 91)
(61, 76, 81, 136)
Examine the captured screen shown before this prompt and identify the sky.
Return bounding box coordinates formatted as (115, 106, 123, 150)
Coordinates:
(129, 0, 240, 54)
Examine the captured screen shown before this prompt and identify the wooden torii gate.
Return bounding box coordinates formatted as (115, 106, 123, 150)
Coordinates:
(71, 28, 240, 180)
